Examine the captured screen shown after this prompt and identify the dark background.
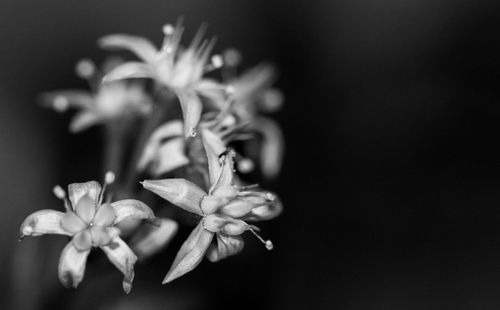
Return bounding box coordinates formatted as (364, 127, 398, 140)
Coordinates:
(2, 0, 500, 309)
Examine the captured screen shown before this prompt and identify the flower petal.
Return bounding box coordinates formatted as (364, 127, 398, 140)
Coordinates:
(162, 221, 214, 283)
(142, 179, 206, 215)
(200, 128, 227, 186)
(233, 63, 277, 101)
(203, 214, 248, 235)
(98, 34, 158, 63)
(244, 199, 283, 221)
(100, 236, 137, 294)
(90, 226, 113, 247)
(92, 203, 116, 227)
(177, 90, 203, 138)
(110, 199, 155, 224)
(68, 181, 102, 211)
(72, 230, 92, 251)
(58, 242, 90, 288)
(206, 235, 244, 262)
(153, 137, 190, 175)
(131, 218, 178, 259)
(19, 210, 71, 237)
(60, 211, 88, 234)
(252, 117, 284, 179)
(195, 78, 227, 109)
(220, 198, 255, 218)
(102, 61, 154, 83)
(70, 111, 103, 133)
(75, 195, 97, 224)
(137, 120, 184, 173)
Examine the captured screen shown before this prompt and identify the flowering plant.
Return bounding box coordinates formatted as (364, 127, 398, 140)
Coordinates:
(19, 20, 284, 293)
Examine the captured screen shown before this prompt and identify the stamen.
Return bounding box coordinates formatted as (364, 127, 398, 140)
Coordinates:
(99, 171, 115, 205)
(53, 185, 71, 211)
(75, 58, 96, 79)
(105, 171, 116, 184)
(53, 96, 69, 112)
(211, 55, 223, 68)
(162, 24, 175, 36)
(249, 227, 274, 250)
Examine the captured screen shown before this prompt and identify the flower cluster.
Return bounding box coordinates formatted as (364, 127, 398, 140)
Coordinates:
(20, 20, 284, 293)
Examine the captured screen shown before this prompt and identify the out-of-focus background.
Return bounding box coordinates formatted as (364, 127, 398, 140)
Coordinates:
(2, 0, 500, 309)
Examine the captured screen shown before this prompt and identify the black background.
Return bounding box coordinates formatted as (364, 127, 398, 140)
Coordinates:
(2, 0, 500, 309)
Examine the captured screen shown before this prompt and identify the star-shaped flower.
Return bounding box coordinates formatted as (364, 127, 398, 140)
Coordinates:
(19, 175, 156, 293)
(99, 21, 228, 138)
(42, 59, 153, 133)
(142, 128, 282, 283)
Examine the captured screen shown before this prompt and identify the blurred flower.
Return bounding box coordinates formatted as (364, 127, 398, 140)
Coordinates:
(142, 128, 282, 283)
(99, 21, 228, 138)
(19, 176, 157, 293)
(217, 57, 285, 178)
(42, 59, 153, 133)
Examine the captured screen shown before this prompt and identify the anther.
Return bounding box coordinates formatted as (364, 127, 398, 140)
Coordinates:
(162, 24, 175, 35)
(53, 96, 69, 112)
(53, 185, 66, 200)
(249, 227, 274, 251)
(211, 55, 223, 69)
(75, 58, 96, 79)
(225, 85, 235, 95)
(190, 128, 198, 137)
(237, 158, 254, 173)
(105, 171, 116, 184)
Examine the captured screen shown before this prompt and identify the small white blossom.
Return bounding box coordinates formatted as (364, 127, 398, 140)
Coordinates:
(19, 180, 157, 293)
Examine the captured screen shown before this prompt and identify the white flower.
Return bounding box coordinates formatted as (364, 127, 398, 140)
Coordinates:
(42, 59, 153, 133)
(99, 21, 228, 138)
(19, 179, 156, 293)
(142, 128, 282, 283)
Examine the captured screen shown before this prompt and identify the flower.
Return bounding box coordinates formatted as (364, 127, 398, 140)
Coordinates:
(42, 59, 153, 133)
(222, 59, 285, 178)
(142, 128, 282, 283)
(99, 21, 228, 138)
(19, 174, 156, 293)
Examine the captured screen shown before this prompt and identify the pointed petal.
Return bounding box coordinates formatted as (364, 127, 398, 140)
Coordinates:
(177, 91, 203, 138)
(60, 211, 87, 234)
(131, 218, 178, 259)
(244, 199, 283, 221)
(203, 214, 248, 235)
(70, 111, 103, 133)
(136, 120, 186, 175)
(233, 63, 277, 100)
(58, 242, 90, 288)
(142, 179, 206, 215)
(253, 117, 284, 179)
(92, 203, 116, 227)
(195, 79, 227, 109)
(20, 210, 71, 237)
(90, 226, 113, 247)
(98, 34, 158, 63)
(153, 137, 190, 175)
(110, 199, 155, 224)
(206, 235, 244, 262)
(101, 237, 137, 294)
(201, 128, 227, 186)
(75, 195, 97, 223)
(220, 198, 255, 218)
(162, 221, 214, 283)
(72, 230, 92, 251)
(68, 181, 102, 211)
(102, 62, 154, 83)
